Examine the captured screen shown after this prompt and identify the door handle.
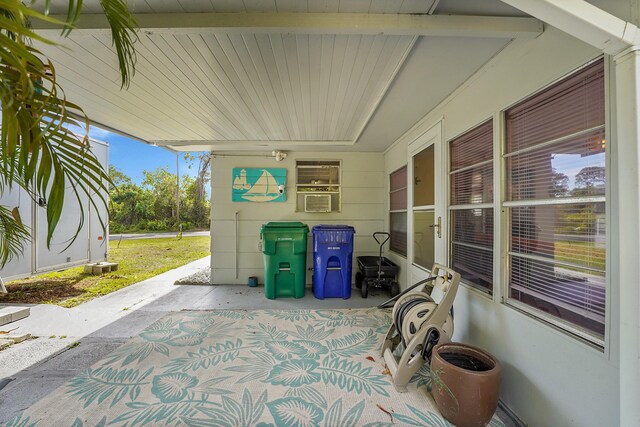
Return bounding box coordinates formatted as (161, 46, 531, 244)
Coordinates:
(429, 216, 442, 238)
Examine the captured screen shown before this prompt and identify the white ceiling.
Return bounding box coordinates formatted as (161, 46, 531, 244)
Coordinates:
(34, 1, 536, 152)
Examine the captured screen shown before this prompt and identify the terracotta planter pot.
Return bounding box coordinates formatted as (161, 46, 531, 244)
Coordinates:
(430, 342, 501, 427)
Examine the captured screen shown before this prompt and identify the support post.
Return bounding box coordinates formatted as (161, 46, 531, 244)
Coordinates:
(613, 46, 640, 427)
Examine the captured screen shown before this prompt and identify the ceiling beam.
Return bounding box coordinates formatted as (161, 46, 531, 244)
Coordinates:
(500, 0, 640, 54)
(33, 12, 543, 38)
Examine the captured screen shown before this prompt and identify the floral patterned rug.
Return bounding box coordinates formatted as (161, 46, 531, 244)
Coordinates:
(9, 308, 504, 427)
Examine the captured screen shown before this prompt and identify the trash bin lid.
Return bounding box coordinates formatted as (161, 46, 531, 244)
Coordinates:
(312, 224, 355, 233)
(261, 222, 309, 231)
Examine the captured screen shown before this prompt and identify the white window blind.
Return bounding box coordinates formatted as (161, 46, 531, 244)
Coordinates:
(449, 120, 494, 293)
(505, 58, 606, 341)
(389, 166, 407, 257)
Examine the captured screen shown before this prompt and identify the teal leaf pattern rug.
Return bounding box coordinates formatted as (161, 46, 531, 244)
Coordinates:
(9, 308, 505, 427)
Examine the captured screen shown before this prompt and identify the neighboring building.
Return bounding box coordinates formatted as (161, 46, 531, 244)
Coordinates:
(0, 138, 109, 281)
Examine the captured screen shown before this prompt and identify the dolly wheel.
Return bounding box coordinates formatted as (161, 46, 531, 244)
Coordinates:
(361, 279, 369, 298)
(355, 272, 363, 289)
(390, 282, 400, 297)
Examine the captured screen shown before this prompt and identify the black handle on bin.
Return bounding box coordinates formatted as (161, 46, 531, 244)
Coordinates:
(373, 232, 390, 247)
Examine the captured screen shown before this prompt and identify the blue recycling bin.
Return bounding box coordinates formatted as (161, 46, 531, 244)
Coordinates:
(312, 225, 356, 299)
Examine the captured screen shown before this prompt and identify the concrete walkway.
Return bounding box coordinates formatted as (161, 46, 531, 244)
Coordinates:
(0, 256, 388, 422)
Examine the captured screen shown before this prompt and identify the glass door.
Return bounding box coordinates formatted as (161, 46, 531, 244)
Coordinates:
(408, 121, 446, 283)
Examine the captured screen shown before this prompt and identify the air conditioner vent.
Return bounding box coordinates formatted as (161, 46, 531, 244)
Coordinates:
(304, 194, 331, 213)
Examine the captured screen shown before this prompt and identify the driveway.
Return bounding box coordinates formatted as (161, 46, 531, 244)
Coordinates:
(109, 230, 210, 240)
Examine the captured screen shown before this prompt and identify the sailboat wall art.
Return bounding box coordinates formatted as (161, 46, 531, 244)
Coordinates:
(232, 168, 287, 202)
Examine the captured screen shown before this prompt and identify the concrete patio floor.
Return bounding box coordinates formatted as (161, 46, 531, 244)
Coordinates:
(0, 257, 390, 423)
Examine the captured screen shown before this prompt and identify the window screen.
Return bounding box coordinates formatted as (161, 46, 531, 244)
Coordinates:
(449, 120, 494, 292)
(389, 166, 407, 256)
(505, 58, 606, 341)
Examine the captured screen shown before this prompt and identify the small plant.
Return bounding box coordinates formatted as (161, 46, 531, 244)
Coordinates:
(59, 335, 67, 339)
(49, 335, 56, 339)
(68, 342, 81, 349)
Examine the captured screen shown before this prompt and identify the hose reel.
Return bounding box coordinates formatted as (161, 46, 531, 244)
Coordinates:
(381, 264, 461, 392)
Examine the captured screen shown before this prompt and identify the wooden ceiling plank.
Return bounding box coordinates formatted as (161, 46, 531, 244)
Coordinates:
(295, 34, 313, 140)
(242, 0, 277, 12)
(41, 38, 193, 139)
(253, 34, 296, 139)
(163, 33, 254, 139)
(175, 33, 255, 138)
(51, 58, 188, 140)
(328, 34, 362, 139)
(307, 35, 322, 138)
(317, 34, 335, 140)
(307, 0, 339, 13)
(334, 35, 377, 138)
(274, 0, 308, 13)
(322, 35, 347, 140)
(267, 34, 303, 139)
(129, 38, 229, 139)
(282, 35, 308, 137)
(239, 34, 291, 139)
(143, 33, 241, 139)
(189, 34, 266, 139)
(216, 34, 280, 138)
(201, 34, 272, 139)
(120, 38, 223, 139)
(350, 35, 417, 143)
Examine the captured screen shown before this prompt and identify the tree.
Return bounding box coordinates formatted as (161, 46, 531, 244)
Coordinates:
(184, 152, 211, 228)
(551, 170, 570, 198)
(574, 166, 606, 190)
(0, 1, 137, 266)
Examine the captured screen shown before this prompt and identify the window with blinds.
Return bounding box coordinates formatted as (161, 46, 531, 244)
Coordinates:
(504, 58, 606, 342)
(449, 120, 494, 293)
(389, 166, 407, 257)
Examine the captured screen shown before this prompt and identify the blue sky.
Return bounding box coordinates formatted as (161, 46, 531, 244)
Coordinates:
(82, 126, 203, 185)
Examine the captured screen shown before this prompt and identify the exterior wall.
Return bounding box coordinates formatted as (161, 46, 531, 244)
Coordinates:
(0, 139, 109, 281)
(210, 152, 386, 285)
(384, 28, 618, 426)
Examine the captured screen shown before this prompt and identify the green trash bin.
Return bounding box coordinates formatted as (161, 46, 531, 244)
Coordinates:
(261, 222, 309, 299)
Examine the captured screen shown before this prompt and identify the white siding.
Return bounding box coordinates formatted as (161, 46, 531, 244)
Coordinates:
(384, 27, 618, 427)
(210, 152, 385, 284)
(0, 139, 109, 281)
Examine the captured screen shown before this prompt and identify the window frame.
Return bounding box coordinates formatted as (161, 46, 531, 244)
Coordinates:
(295, 160, 342, 213)
(389, 165, 408, 257)
(447, 118, 495, 295)
(500, 57, 609, 348)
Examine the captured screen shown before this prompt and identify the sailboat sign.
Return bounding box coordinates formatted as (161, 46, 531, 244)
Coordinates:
(232, 168, 287, 202)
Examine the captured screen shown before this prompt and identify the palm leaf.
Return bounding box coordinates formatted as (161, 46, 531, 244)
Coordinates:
(224, 351, 277, 383)
(325, 330, 378, 357)
(319, 356, 390, 397)
(325, 399, 366, 427)
(165, 339, 250, 373)
(0, 0, 137, 267)
(285, 385, 327, 409)
(67, 366, 153, 408)
(0, 205, 30, 267)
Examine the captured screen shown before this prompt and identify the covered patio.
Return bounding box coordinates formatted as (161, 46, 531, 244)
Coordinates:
(18, 0, 640, 425)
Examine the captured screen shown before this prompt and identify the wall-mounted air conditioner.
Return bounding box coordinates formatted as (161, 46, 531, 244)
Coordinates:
(304, 194, 331, 213)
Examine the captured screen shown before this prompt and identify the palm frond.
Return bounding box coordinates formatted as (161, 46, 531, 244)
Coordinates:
(0, 205, 30, 267)
(99, 0, 138, 88)
(0, 0, 138, 266)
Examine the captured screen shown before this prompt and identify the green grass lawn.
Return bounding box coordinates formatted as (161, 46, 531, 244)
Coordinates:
(555, 240, 606, 271)
(1, 236, 210, 308)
